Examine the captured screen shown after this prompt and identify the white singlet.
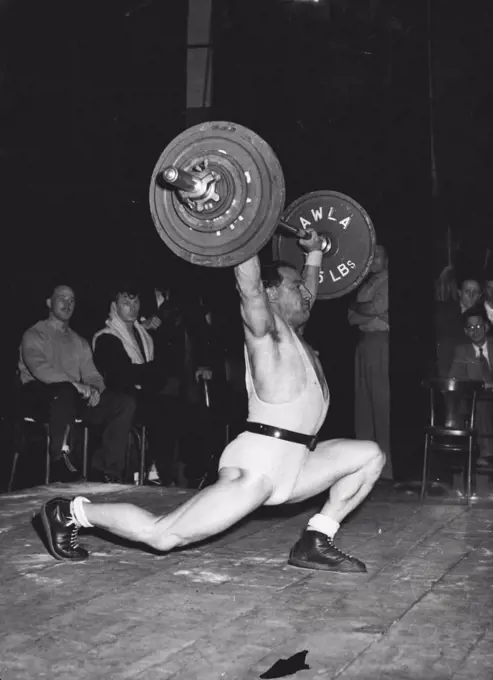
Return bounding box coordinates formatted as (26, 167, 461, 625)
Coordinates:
(218, 328, 330, 505)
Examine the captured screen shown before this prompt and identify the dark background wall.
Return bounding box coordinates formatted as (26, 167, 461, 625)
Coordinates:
(1, 0, 188, 277)
(431, 0, 493, 278)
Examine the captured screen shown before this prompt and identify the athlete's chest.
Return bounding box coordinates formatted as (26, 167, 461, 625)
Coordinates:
(298, 339, 328, 398)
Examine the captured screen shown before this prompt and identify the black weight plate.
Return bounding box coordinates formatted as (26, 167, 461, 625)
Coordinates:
(272, 190, 376, 299)
(149, 121, 285, 267)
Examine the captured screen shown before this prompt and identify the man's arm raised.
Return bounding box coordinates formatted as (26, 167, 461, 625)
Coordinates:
(300, 230, 325, 309)
(235, 256, 275, 338)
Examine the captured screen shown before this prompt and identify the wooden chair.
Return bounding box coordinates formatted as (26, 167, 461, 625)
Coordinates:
(421, 378, 483, 506)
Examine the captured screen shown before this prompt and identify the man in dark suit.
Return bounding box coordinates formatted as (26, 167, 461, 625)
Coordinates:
(138, 283, 216, 485)
(449, 305, 493, 463)
(434, 278, 482, 377)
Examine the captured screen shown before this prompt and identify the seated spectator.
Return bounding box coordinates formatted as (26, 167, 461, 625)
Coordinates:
(434, 277, 481, 377)
(449, 305, 493, 465)
(92, 282, 175, 485)
(19, 284, 136, 483)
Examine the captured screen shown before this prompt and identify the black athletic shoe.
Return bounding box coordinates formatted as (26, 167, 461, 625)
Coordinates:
(288, 530, 367, 573)
(40, 497, 89, 561)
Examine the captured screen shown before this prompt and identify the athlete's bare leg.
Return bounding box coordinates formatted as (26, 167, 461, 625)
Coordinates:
(287, 439, 385, 573)
(41, 467, 273, 560)
(287, 439, 385, 520)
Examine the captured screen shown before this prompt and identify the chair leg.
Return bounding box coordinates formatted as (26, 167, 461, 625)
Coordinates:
(124, 432, 133, 483)
(45, 425, 51, 485)
(82, 427, 89, 479)
(420, 435, 430, 503)
(466, 437, 473, 507)
(139, 426, 147, 486)
(8, 451, 20, 493)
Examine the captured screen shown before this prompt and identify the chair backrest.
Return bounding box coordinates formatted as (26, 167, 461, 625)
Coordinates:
(424, 378, 483, 430)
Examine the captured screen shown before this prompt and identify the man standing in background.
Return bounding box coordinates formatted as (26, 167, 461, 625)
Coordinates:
(348, 245, 391, 480)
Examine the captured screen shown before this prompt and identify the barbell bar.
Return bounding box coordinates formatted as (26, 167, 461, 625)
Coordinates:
(161, 164, 332, 253)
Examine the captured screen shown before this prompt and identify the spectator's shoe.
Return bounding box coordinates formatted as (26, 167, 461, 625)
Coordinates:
(90, 469, 121, 484)
(101, 473, 122, 484)
(40, 497, 89, 561)
(50, 456, 82, 483)
(288, 530, 367, 573)
(427, 479, 452, 497)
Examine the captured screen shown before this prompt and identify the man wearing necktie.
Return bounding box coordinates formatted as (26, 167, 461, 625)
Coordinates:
(449, 305, 493, 464)
(434, 278, 482, 377)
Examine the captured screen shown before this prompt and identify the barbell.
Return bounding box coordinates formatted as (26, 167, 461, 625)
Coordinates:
(149, 121, 376, 299)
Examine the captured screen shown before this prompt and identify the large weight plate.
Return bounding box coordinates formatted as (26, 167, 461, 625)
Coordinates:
(272, 191, 376, 299)
(149, 121, 285, 267)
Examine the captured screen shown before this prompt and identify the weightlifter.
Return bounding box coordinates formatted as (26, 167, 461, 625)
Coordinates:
(40, 231, 385, 572)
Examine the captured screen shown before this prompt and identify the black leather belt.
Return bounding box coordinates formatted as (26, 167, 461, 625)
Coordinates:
(244, 422, 319, 451)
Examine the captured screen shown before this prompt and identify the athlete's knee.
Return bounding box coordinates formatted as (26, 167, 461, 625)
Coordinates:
(146, 530, 183, 552)
(362, 441, 386, 473)
(141, 517, 186, 551)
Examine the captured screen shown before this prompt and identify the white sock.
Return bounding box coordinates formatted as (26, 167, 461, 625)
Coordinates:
(70, 496, 93, 528)
(307, 513, 340, 539)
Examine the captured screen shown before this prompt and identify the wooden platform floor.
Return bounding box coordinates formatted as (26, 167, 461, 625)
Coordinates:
(1, 483, 492, 680)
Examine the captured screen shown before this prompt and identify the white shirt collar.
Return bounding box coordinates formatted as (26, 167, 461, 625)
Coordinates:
(474, 341, 489, 359)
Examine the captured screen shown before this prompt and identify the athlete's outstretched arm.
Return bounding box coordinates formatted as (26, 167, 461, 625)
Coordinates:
(300, 231, 325, 308)
(235, 256, 275, 338)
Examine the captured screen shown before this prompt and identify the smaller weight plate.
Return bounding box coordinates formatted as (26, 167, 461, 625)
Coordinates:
(272, 190, 376, 299)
